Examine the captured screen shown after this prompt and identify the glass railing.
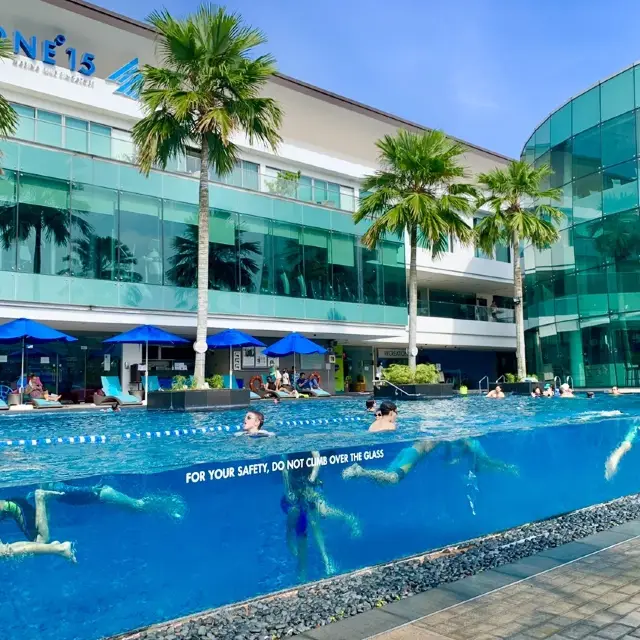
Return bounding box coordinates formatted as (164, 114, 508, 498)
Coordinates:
(9, 116, 360, 213)
(418, 301, 515, 323)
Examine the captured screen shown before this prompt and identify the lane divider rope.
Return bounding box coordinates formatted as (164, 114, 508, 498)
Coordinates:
(0, 416, 366, 447)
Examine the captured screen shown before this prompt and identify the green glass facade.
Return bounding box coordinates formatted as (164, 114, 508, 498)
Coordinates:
(522, 65, 640, 387)
(0, 130, 407, 326)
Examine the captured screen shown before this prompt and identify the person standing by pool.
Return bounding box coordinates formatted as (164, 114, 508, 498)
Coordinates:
(0, 489, 75, 561)
(281, 368, 291, 388)
(342, 438, 516, 485)
(369, 401, 397, 432)
(486, 386, 505, 398)
(281, 450, 360, 580)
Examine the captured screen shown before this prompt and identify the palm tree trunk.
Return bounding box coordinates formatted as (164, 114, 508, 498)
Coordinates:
(34, 212, 42, 274)
(194, 139, 210, 386)
(408, 229, 418, 372)
(512, 231, 526, 380)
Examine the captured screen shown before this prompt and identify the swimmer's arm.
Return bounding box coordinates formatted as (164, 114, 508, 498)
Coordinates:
(309, 451, 321, 483)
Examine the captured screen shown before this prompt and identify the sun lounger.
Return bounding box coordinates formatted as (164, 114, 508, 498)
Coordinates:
(250, 391, 261, 400)
(147, 375, 162, 392)
(30, 398, 63, 408)
(308, 387, 331, 397)
(0, 398, 8, 410)
(101, 376, 142, 406)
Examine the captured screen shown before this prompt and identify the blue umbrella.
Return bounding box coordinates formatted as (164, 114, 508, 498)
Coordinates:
(263, 332, 326, 377)
(104, 325, 189, 402)
(0, 318, 77, 398)
(207, 329, 265, 389)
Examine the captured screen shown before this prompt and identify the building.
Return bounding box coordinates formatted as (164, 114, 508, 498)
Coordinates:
(521, 64, 640, 388)
(0, 0, 515, 396)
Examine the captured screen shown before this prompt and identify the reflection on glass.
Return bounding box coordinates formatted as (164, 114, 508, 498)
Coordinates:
(302, 228, 329, 300)
(382, 241, 407, 307)
(331, 232, 357, 302)
(0, 171, 17, 272)
(273, 222, 303, 297)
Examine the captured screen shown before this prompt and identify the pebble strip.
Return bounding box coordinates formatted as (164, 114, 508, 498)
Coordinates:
(110, 493, 640, 640)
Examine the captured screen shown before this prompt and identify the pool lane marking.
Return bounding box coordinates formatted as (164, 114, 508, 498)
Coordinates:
(0, 415, 367, 446)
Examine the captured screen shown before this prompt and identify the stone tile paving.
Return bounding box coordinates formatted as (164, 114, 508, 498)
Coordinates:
(376, 536, 640, 640)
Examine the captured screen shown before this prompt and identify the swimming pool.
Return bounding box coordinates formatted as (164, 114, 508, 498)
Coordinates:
(1, 395, 639, 640)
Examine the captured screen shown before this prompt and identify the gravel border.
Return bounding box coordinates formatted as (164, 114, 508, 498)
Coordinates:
(111, 493, 640, 640)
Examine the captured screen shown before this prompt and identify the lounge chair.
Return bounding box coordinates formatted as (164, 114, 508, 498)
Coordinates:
(222, 375, 239, 390)
(147, 376, 162, 392)
(100, 376, 142, 406)
(30, 398, 63, 408)
(308, 387, 331, 397)
(0, 398, 8, 410)
(250, 391, 261, 400)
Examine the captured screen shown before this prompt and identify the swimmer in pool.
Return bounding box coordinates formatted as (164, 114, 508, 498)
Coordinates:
(237, 410, 274, 437)
(486, 385, 505, 398)
(342, 438, 517, 485)
(0, 489, 75, 561)
(365, 399, 377, 413)
(38, 482, 187, 520)
(605, 421, 640, 480)
(281, 450, 360, 580)
(368, 401, 397, 432)
(611, 386, 622, 396)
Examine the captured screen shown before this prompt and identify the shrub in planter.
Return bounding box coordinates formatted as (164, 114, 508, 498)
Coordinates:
(415, 363, 439, 384)
(171, 375, 187, 390)
(206, 375, 224, 389)
(383, 364, 413, 385)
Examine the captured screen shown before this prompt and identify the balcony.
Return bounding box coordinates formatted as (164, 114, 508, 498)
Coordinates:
(418, 301, 514, 323)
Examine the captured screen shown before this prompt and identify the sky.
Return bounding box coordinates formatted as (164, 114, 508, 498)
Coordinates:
(94, 0, 640, 158)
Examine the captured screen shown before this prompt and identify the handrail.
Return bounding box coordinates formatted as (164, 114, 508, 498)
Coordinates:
(495, 375, 505, 384)
(479, 375, 489, 393)
(554, 375, 561, 389)
(566, 375, 574, 389)
(378, 379, 422, 397)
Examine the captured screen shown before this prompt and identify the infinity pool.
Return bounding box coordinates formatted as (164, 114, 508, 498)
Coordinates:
(1, 395, 639, 640)
(1, 394, 638, 487)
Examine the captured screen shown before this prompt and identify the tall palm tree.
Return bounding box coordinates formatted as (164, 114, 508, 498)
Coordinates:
(475, 160, 563, 380)
(0, 38, 17, 152)
(133, 4, 282, 386)
(354, 130, 476, 371)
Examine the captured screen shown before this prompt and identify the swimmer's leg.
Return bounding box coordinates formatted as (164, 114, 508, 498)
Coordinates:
(0, 539, 75, 562)
(98, 486, 186, 519)
(341, 463, 401, 485)
(285, 508, 308, 581)
(463, 440, 518, 475)
(33, 488, 66, 543)
(317, 499, 361, 537)
(309, 513, 335, 576)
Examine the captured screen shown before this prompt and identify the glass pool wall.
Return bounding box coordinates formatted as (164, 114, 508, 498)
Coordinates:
(2, 415, 640, 640)
(521, 63, 640, 387)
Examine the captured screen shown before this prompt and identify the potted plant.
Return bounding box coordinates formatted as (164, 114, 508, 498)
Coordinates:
(344, 375, 352, 392)
(353, 374, 367, 393)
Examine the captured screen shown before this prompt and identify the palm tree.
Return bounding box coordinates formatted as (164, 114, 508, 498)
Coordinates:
(133, 4, 282, 386)
(0, 38, 17, 152)
(354, 130, 476, 371)
(475, 160, 563, 380)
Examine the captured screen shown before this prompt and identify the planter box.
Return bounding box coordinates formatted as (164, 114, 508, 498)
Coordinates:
(374, 383, 454, 400)
(147, 389, 250, 411)
(349, 382, 367, 393)
(500, 382, 540, 395)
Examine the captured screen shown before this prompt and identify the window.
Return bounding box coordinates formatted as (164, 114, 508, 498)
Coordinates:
(330, 232, 357, 302)
(162, 199, 198, 288)
(550, 103, 572, 146)
(302, 227, 330, 300)
(572, 86, 600, 135)
(36, 110, 62, 147)
(550, 140, 572, 187)
(602, 161, 638, 215)
(382, 241, 406, 307)
(209, 209, 238, 292)
(90, 123, 112, 158)
(0, 171, 17, 271)
(534, 118, 550, 158)
(600, 69, 634, 122)
(11, 104, 35, 141)
(573, 172, 603, 224)
(601, 112, 636, 168)
(572, 126, 601, 180)
(238, 215, 272, 294)
(272, 222, 303, 297)
(66, 118, 89, 153)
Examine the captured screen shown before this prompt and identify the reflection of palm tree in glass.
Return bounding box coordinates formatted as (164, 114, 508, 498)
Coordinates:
(0, 197, 91, 275)
(63, 235, 139, 281)
(594, 212, 640, 261)
(166, 222, 259, 291)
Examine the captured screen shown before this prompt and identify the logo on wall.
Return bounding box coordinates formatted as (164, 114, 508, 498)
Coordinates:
(0, 28, 96, 76)
(106, 58, 141, 99)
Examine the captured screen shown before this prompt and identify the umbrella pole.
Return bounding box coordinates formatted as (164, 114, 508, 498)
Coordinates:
(144, 339, 149, 406)
(229, 346, 232, 389)
(20, 337, 24, 404)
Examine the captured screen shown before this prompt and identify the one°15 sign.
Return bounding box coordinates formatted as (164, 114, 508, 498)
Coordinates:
(0, 28, 96, 76)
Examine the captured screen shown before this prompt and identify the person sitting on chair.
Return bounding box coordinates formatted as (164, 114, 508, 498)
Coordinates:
(26, 374, 60, 402)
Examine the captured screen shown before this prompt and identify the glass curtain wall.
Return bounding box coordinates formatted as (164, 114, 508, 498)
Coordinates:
(522, 64, 640, 387)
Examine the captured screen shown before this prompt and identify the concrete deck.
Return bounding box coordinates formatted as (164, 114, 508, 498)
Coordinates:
(301, 521, 640, 640)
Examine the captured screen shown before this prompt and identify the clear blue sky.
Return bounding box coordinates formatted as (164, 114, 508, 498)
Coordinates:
(95, 0, 640, 158)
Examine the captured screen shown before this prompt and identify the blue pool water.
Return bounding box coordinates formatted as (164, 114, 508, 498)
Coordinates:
(0, 395, 639, 640)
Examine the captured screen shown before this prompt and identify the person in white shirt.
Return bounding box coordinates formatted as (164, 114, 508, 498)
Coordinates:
(281, 368, 290, 387)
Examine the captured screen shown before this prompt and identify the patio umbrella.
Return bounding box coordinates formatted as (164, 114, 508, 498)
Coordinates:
(0, 318, 77, 401)
(206, 329, 265, 389)
(262, 332, 327, 378)
(104, 325, 189, 404)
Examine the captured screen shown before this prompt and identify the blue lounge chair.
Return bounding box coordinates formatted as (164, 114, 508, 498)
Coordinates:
(30, 398, 62, 408)
(101, 376, 142, 406)
(222, 375, 239, 390)
(250, 391, 260, 400)
(147, 376, 162, 392)
(0, 398, 8, 410)
(308, 387, 331, 397)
